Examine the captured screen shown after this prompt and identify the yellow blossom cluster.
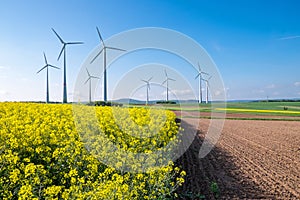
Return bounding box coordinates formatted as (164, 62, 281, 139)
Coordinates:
(0, 102, 185, 199)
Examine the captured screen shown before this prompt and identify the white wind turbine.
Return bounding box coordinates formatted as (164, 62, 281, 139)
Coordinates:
(90, 27, 126, 102)
(141, 77, 152, 105)
(37, 52, 60, 103)
(162, 69, 175, 102)
(52, 28, 83, 103)
(195, 63, 209, 104)
(202, 75, 212, 104)
(84, 68, 100, 104)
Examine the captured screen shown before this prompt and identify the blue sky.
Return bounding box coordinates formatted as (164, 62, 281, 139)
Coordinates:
(0, 0, 300, 102)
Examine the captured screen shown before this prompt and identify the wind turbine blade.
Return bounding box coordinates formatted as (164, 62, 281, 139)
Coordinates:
(141, 79, 147, 83)
(43, 52, 48, 64)
(48, 64, 60, 70)
(90, 48, 104, 64)
(169, 78, 176, 81)
(195, 73, 200, 79)
(198, 63, 209, 75)
(164, 69, 168, 77)
(106, 46, 126, 51)
(86, 68, 91, 77)
(96, 26, 105, 46)
(67, 42, 84, 45)
(197, 62, 202, 72)
(148, 83, 151, 90)
(37, 66, 47, 74)
(91, 76, 100, 79)
(84, 77, 90, 84)
(208, 75, 212, 80)
(52, 28, 64, 44)
(57, 45, 65, 61)
(162, 79, 167, 85)
(148, 76, 153, 82)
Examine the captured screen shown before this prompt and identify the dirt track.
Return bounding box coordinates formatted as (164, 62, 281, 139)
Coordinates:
(175, 118, 300, 199)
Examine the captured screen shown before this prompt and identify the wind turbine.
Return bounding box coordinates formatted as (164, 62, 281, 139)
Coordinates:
(141, 77, 152, 105)
(52, 28, 83, 103)
(90, 27, 126, 102)
(195, 62, 209, 104)
(84, 68, 100, 104)
(202, 75, 212, 104)
(37, 52, 60, 103)
(162, 69, 175, 102)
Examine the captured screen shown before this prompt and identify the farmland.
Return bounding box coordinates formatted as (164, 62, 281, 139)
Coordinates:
(161, 101, 300, 121)
(173, 102, 300, 199)
(132, 101, 300, 115)
(1, 101, 300, 199)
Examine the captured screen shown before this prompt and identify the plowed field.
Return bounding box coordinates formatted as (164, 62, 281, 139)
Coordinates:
(175, 118, 300, 199)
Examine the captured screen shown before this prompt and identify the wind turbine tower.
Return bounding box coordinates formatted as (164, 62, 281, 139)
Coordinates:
(37, 52, 60, 103)
(85, 68, 100, 104)
(52, 28, 83, 103)
(195, 63, 209, 104)
(202, 75, 212, 104)
(162, 69, 175, 102)
(141, 77, 152, 105)
(90, 27, 126, 102)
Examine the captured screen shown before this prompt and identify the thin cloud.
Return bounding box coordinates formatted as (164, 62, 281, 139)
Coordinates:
(172, 89, 194, 96)
(278, 35, 300, 40)
(252, 89, 265, 94)
(0, 90, 9, 95)
(294, 82, 300, 87)
(138, 94, 146, 98)
(21, 78, 29, 82)
(0, 66, 10, 70)
(161, 89, 194, 99)
(266, 84, 275, 89)
(214, 90, 222, 96)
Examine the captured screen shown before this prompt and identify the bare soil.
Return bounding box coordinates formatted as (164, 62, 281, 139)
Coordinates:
(175, 118, 300, 199)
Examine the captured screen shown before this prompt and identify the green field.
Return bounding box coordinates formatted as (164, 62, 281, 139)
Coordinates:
(225, 101, 300, 111)
(220, 101, 300, 117)
(128, 101, 300, 118)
